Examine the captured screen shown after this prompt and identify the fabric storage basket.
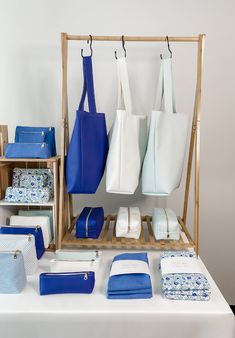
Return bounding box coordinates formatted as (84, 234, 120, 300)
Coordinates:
(12, 168, 54, 198)
(116, 207, 141, 239)
(76, 207, 104, 239)
(10, 215, 51, 249)
(0, 250, 27, 294)
(5, 186, 50, 203)
(0, 234, 38, 275)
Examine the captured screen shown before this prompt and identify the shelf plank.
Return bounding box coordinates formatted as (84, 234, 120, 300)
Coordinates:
(0, 198, 55, 207)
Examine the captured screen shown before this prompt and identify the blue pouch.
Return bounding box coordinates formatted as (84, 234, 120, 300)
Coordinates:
(0, 225, 45, 259)
(5, 143, 52, 159)
(0, 250, 27, 293)
(76, 207, 104, 239)
(66, 56, 108, 193)
(15, 126, 56, 156)
(107, 253, 152, 299)
(40, 271, 95, 295)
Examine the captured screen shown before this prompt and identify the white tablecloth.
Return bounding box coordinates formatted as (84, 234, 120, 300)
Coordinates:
(0, 251, 234, 338)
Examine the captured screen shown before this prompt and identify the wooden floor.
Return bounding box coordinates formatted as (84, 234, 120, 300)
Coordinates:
(61, 215, 195, 250)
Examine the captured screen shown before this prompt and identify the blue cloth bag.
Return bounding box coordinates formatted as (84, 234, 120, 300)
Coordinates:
(76, 207, 104, 239)
(5, 143, 52, 159)
(0, 250, 27, 293)
(15, 126, 56, 156)
(107, 253, 152, 299)
(66, 56, 108, 193)
(0, 226, 45, 259)
(40, 271, 95, 295)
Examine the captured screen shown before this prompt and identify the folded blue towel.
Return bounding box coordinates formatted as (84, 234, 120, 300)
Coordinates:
(107, 253, 152, 299)
(160, 251, 211, 301)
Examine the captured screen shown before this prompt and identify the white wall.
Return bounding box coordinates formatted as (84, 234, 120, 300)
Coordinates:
(0, 0, 234, 303)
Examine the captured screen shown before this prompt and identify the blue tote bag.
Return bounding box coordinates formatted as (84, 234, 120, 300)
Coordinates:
(66, 56, 108, 193)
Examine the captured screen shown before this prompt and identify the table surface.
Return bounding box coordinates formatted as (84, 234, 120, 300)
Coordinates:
(0, 250, 234, 338)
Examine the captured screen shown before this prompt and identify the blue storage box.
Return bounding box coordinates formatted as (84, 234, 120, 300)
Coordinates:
(76, 207, 104, 239)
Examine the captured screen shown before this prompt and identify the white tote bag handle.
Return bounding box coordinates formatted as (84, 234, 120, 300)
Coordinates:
(154, 58, 176, 114)
(117, 57, 133, 114)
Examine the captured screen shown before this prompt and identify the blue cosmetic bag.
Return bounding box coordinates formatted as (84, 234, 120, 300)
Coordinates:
(5, 143, 52, 159)
(40, 271, 95, 295)
(0, 226, 45, 259)
(0, 250, 27, 294)
(15, 126, 56, 156)
(76, 207, 104, 239)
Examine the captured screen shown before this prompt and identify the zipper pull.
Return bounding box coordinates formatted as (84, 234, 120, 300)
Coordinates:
(90, 259, 95, 267)
(14, 250, 21, 259)
(28, 235, 32, 242)
(84, 273, 88, 280)
(41, 131, 45, 136)
(95, 251, 99, 259)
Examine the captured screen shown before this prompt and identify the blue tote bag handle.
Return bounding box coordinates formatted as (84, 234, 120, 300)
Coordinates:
(78, 56, 97, 113)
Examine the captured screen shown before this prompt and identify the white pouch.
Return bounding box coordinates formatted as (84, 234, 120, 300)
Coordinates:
(142, 58, 189, 196)
(51, 251, 102, 273)
(10, 215, 51, 248)
(106, 57, 147, 194)
(152, 208, 180, 240)
(116, 207, 141, 239)
(0, 234, 38, 275)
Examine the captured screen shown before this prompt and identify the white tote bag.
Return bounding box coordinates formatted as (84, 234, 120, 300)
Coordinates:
(106, 57, 147, 194)
(10, 215, 51, 249)
(0, 234, 38, 275)
(142, 58, 189, 196)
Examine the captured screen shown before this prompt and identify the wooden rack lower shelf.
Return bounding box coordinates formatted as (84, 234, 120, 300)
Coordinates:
(61, 215, 195, 250)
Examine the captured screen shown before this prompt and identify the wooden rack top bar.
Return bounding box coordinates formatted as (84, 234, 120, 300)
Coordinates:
(66, 34, 202, 42)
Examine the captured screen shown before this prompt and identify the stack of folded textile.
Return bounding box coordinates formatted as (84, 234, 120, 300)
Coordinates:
(160, 251, 211, 301)
(107, 252, 152, 299)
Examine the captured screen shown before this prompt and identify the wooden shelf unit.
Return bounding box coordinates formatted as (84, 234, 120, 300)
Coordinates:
(58, 33, 205, 255)
(0, 156, 60, 249)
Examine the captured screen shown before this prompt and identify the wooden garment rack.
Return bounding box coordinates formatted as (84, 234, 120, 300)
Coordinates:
(58, 33, 205, 255)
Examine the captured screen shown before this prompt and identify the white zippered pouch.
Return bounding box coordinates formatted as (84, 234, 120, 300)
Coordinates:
(152, 208, 180, 240)
(116, 207, 141, 239)
(10, 215, 51, 248)
(0, 234, 38, 275)
(51, 250, 102, 273)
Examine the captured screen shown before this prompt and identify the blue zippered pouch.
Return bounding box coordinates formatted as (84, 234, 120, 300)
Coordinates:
(5, 143, 52, 159)
(76, 207, 104, 239)
(0, 225, 45, 259)
(15, 126, 56, 156)
(39, 271, 95, 295)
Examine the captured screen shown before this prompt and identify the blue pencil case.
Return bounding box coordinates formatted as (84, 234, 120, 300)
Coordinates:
(5, 143, 52, 159)
(0, 225, 45, 259)
(39, 271, 95, 295)
(76, 207, 104, 239)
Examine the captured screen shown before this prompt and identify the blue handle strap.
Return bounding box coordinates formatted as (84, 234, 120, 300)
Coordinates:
(78, 56, 97, 113)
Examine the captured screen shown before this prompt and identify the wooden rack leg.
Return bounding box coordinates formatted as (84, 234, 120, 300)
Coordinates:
(58, 32, 68, 249)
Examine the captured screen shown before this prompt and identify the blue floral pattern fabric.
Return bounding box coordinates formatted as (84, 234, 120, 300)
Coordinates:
(12, 168, 54, 198)
(5, 187, 50, 203)
(160, 251, 211, 301)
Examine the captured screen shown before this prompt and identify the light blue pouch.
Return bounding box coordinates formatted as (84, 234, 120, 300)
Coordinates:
(0, 250, 27, 293)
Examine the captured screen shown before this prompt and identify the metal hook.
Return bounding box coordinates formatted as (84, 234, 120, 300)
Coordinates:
(115, 35, 127, 59)
(160, 36, 172, 59)
(81, 35, 93, 57)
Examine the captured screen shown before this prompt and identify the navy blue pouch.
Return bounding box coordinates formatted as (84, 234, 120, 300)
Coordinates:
(5, 143, 52, 159)
(40, 271, 95, 295)
(0, 225, 45, 259)
(76, 207, 104, 239)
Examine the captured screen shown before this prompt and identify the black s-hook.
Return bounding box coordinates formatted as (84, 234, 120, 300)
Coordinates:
(160, 36, 172, 59)
(115, 35, 127, 59)
(81, 35, 93, 57)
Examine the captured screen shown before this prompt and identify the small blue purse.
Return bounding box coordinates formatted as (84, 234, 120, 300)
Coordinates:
(0, 226, 45, 259)
(5, 143, 52, 159)
(0, 250, 27, 293)
(39, 271, 95, 295)
(15, 126, 56, 156)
